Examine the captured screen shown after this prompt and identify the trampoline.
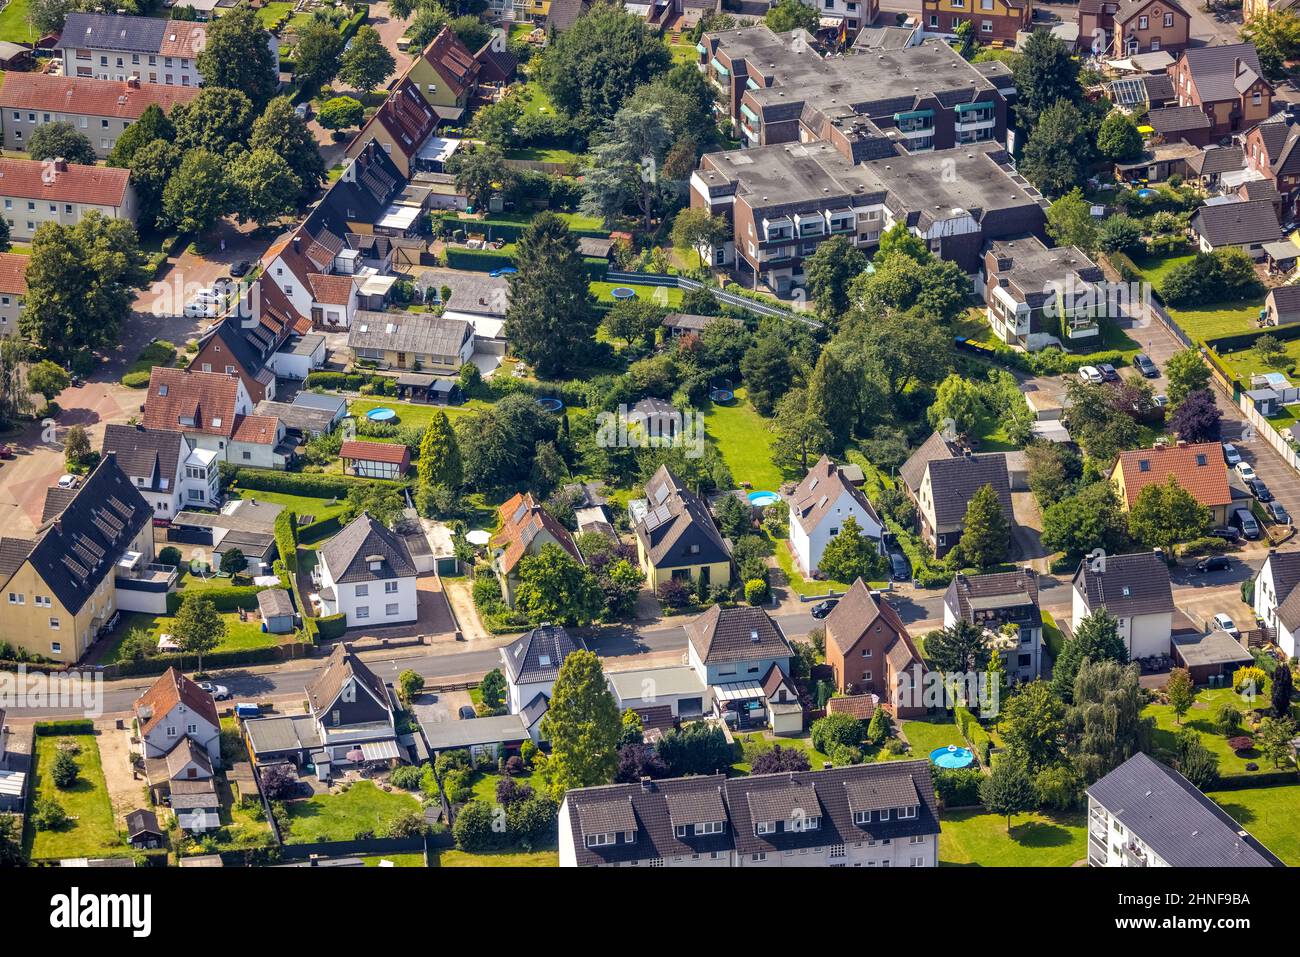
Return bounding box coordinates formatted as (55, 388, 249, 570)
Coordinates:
(610, 287, 637, 300)
(710, 388, 735, 403)
(366, 408, 396, 422)
(536, 397, 564, 413)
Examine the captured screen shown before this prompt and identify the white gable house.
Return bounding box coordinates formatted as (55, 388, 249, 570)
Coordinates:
(315, 512, 418, 628)
(787, 455, 883, 576)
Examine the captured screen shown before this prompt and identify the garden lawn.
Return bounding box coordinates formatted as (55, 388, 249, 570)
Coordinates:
(769, 533, 855, 597)
(899, 716, 966, 758)
(938, 808, 1087, 866)
(1144, 686, 1294, 782)
(97, 610, 281, 664)
(255, 1, 294, 29)
(226, 489, 348, 525)
(210, 777, 273, 850)
(702, 388, 787, 491)
(282, 780, 422, 844)
(1041, 610, 1064, 660)
(1205, 784, 1300, 865)
(590, 281, 684, 308)
(361, 852, 427, 866)
(0, 0, 35, 43)
(504, 146, 583, 165)
(25, 734, 129, 862)
(346, 397, 492, 430)
(469, 768, 548, 804)
(1215, 334, 1300, 385)
(730, 732, 832, 775)
(1132, 251, 1264, 343)
(433, 847, 558, 866)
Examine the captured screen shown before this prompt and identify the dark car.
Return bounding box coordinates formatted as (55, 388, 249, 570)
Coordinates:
(1196, 555, 1231, 573)
(889, 550, 911, 582)
(1250, 479, 1274, 503)
(1267, 501, 1292, 525)
(1209, 526, 1241, 543)
(458, 705, 477, 720)
(0, 444, 12, 459)
(1097, 362, 1120, 382)
(1133, 353, 1158, 378)
(229, 259, 251, 277)
(810, 598, 839, 620)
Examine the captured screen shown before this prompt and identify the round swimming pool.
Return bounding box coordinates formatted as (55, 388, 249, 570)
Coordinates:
(366, 408, 396, 422)
(747, 490, 780, 507)
(536, 397, 564, 413)
(929, 745, 975, 769)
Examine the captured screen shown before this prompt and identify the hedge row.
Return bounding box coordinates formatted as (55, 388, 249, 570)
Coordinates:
(111, 643, 298, 677)
(35, 718, 95, 735)
(166, 584, 263, 615)
(434, 212, 611, 242)
(304, 371, 395, 393)
(443, 245, 608, 279)
(225, 466, 409, 498)
(316, 613, 348, 641)
(274, 510, 299, 575)
(954, 706, 993, 766)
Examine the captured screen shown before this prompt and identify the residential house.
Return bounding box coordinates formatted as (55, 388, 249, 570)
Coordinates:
(801, 0, 879, 34)
(500, 622, 587, 716)
(1189, 199, 1282, 260)
(134, 667, 221, 762)
(899, 432, 1012, 558)
(1086, 752, 1283, 866)
(416, 266, 510, 343)
(406, 27, 480, 124)
(1244, 0, 1300, 18)
(0, 252, 26, 337)
(633, 465, 732, 591)
(1111, 441, 1234, 525)
(1253, 547, 1300, 656)
(921, 0, 1031, 44)
(419, 711, 533, 759)
(700, 29, 1007, 154)
(1264, 283, 1300, 329)
(339, 440, 410, 480)
(0, 72, 200, 157)
(558, 760, 940, 867)
(168, 498, 283, 575)
(100, 424, 221, 520)
(143, 734, 213, 797)
(0, 157, 135, 241)
(787, 455, 883, 577)
(1168, 42, 1273, 138)
(943, 568, 1043, 681)
(348, 310, 474, 374)
(315, 512, 419, 629)
(686, 605, 796, 731)
(690, 141, 1045, 292)
(491, 492, 582, 607)
(1077, 0, 1189, 57)
(245, 643, 401, 768)
(142, 367, 293, 469)
(344, 78, 438, 178)
(546, 0, 591, 30)
(1071, 550, 1175, 659)
(980, 235, 1106, 351)
(473, 37, 518, 86)
(0, 454, 166, 663)
(823, 579, 927, 714)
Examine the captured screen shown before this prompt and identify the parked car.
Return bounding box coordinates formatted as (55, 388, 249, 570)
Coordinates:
(230, 260, 251, 277)
(57, 474, 78, 489)
(1153, 393, 1168, 408)
(1097, 362, 1120, 382)
(1267, 501, 1292, 525)
(1222, 442, 1242, 466)
(1133, 353, 1158, 378)
(1209, 526, 1241, 543)
(1213, 613, 1239, 636)
(1078, 365, 1104, 385)
(1196, 555, 1231, 573)
(1234, 461, 1258, 483)
(889, 550, 911, 582)
(198, 681, 231, 700)
(1249, 478, 1274, 503)
(458, 705, 477, 720)
(810, 598, 839, 620)
(1232, 506, 1261, 540)
(184, 297, 220, 318)
(0, 444, 13, 459)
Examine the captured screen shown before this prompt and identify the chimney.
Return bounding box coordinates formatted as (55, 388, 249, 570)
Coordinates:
(53, 157, 68, 172)
(127, 76, 140, 89)
(293, 234, 301, 252)
(640, 776, 654, 792)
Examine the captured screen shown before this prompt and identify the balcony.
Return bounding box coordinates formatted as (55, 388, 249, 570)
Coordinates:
(115, 561, 179, 592)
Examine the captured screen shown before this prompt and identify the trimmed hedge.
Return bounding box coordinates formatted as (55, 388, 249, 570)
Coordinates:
(316, 613, 347, 640)
(111, 643, 299, 677)
(166, 584, 263, 615)
(434, 212, 611, 242)
(274, 510, 299, 575)
(444, 244, 608, 279)
(225, 466, 408, 498)
(954, 706, 993, 766)
(35, 719, 95, 735)
(304, 370, 395, 394)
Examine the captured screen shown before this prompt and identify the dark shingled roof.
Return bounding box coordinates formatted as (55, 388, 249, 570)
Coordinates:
(634, 465, 731, 569)
(320, 512, 416, 585)
(500, 624, 586, 685)
(1268, 285, 1300, 325)
(1086, 753, 1283, 867)
(1146, 105, 1212, 135)
(306, 643, 391, 719)
(685, 605, 792, 667)
(100, 424, 184, 494)
(1072, 551, 1175, 619)
(944, 568, 1040, 622)
(1179, 42, 1269, 104)
(1191, 200, 1282, 248)
(922, 452, 1013, 528)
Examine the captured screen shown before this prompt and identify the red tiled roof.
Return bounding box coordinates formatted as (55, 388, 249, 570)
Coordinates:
(142, 367, 240, 438)
(372, 78, 437, 160)
(492, 491, 581, 574)
(0, 71, 200, 120)
(0, 251, 26, 295)
(419, 26, 479, 100)
(0, 157, 130, 207)
(230, 414, 279, 446)
(134, 667, 219, 737)
(1115, 442, 1233, 508)
(308, 272, 355, 305)
(340, 439, 410, 465)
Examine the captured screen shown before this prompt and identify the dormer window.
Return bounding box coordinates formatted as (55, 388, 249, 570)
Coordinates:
(586, 832, 615, 848)
(755, 820, 774, 835)
(854, 810, 871, 825)
(898, 805, 918, 819)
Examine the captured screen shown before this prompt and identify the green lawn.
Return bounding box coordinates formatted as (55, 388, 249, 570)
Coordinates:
(0, 0, 35, 43)
(469, 768, 548, 804)
(1205, 784, 1300, 864)
(701, 388, 788, 491)
(282, 780, 422, 844)
(347, 397, 491, 430)
(590, 281, 684, 308)
(1145, 686, 1294, 781)
(899, 716, 966, 758)
(226, 488, 348, 529)
(1132, 250, 1265, 345)
(730, 732, 833, 775)
(432, 847, 558, 866)
(361, 852, 427, 866)
(255, 1, 294, 29)
(24, 734, 129, 862)
(1041, 610, 1064, 660)
(504, 147, 583, 165)
(210, 777, 274, 850)
(99, 609, 281, 664)
(938, 807, 1087, 866)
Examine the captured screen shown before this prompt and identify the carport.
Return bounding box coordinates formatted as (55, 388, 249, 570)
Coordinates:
(1171, 630, 1255, 686)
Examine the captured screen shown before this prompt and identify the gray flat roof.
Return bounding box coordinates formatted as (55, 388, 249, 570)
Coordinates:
(1172, 630, 1254, 668)
(607, 665, 707, 703)
(245, 713, 322, 754)
(419, 713, 529, 751)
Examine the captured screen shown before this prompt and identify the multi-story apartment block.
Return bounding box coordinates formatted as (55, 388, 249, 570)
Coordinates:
(980, 234, 1106, 351)
(0, 73, 200, 158)
(0, 157, 135, 241)
(559, 760, 941, 867)
(0, 251, 25, 338)
(921, 0, 1031, 45)
(56, 12, 278, 87)
(943, 568, 1043, 681)
(1076, 0, 1190, 58)
(699, 29, 1007, 154)
(690, 140, 1045, 291)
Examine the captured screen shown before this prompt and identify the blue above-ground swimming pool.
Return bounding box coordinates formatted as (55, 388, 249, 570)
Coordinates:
(366, 407, 396, 422)
(489, 267, 518, 278)
(929, 745, 975, 769)
(747, 490, 780, 507)
(1136, 188, 1156, 198)
(536, 397, 564, 413)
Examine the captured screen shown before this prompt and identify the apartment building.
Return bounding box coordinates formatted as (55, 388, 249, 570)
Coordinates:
(921, 0, 1031, 45)
(980, 234, 1107, 351)
(943, 568, 1043, 681)
(559, 760, 940, 867)
(56, 12, 278, 87)
(100, 423, 221, 519)
(0, 251, 25, 337)
(689, 140, 1046, 291)
(1169, 42, 1273, 138)
(1076, 0, 1190, 57)
(0, 72, 200, 158)
(0, 157, 135, 241)
(699, 29, 1007, 154)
